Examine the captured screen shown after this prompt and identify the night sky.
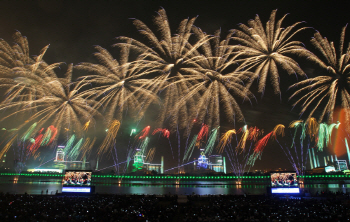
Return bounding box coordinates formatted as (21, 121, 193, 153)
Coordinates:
(1, 0, 349, 172)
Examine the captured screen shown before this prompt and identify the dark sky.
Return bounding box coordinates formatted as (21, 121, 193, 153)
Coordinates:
(1, 0, 349, 172)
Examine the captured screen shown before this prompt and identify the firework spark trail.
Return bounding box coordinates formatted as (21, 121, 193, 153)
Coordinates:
(136, 126, 150, 140)
(276, 138, 299, 174)
(47, 126, 57, 145)
(204, 127, 219, 155)
(79, 137, 96, 160)
(177, 126, 181, 173)
(299, 118, 318, 143)
(327, 121, 340, 145)
(222, 125, 263, 175)
(228, 135, 257, 176)
(277, 124, 312, 175)
(230, 143, 251, 177)
(98, 119, 120, 156)
(244, 141, 255, 172)
(231, 10, 312, 95)
(248, 132, 274, 166)
(40, 127, 52, 146)
(67, 138, 83, 160)
(253, 132, 274, 153)
(300, 123, 307, 144)
(152, 128, 170, 138)
(125, 148, 134, 173)
(247, 127, 263, 141)
(64, 135, 76, 154)
(146, 147, 156, 163)
(289, 120, 303, 147)
(28, 134, 43, 155)
(317, 123, 328, 151)
(183, 135, 198, 163)
(124, 127, 139, 172)
(237, 125, 249, 150)
(273, 124, 285, 138)
(170, 26, 253, 132)
(225, 146, 235, 174)
(130, 129, 136, 136)
(33, 152, 40, 160)
(290, 26, 350, 125)
(0, 135, 16, 159)
(291, 133, 301, 173)
(83, 120, 90, 131)
(306, 118, 318, 139)
(217, 129, 236, 154)
(112, 142, 119, 174)
(246, 124, 281, 165)
(197, 124, 209, 143)
(21, 123, 37, 142)
(114, 8, 215, 131)
(139, 137, 149, 156)
(167, 138, 174, 160)
(0, 63, 100, 139)
(0, 31, 62, 106)
(75, 44, 158, 125)
(315, 121, 340, 151)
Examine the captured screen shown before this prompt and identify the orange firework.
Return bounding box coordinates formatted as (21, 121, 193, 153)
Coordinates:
(98, 119, 120, 155)
(217, 129, 236, 154)
(272, 124, 285, 139)
(248, 127, 263, 141)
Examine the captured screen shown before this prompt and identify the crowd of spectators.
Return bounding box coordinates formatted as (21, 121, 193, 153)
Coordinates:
(0, 192, 349, 221)
(63, 171, 91, 185)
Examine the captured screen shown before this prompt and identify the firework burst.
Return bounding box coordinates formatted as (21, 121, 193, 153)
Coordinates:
(98, 119, 121, 156)
(0, 64, 100, 139)
(172, 27, 254, 132)
(116, 8, 212, 130)
(75, 44, 158, 124)
(217, 129, 236, 154)
(0, 31, 61, 107)
(232, 10, 313, 94)
(290, 26, 350, 126)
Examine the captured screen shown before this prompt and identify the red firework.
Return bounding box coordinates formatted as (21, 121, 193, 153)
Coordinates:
(136, 126, 151, 140)
(27, 134, 44, 154)
(253, 132, 273, 153)
(48, 125, 58, 145)
(197, 124, 209, 141)
(152, 128, 170, 139)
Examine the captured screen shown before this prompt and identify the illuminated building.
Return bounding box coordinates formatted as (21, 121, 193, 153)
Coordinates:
(208, 155, 226, 173)
(132, 149, 145, 171)
(53, 145, 90, 170)
(132, 149, 164, 174)
(54, 146, 66, 169)
(193, 150, 226, 173)
(197, 150, 208, 169)
(55, 146, 65, 162)
(336, 160, 348, 171)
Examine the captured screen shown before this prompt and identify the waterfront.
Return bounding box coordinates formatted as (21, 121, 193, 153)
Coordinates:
(1, 176, 350, 195)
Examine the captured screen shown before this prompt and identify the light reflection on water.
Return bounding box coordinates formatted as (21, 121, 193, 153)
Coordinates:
(0, 177, 350, 195)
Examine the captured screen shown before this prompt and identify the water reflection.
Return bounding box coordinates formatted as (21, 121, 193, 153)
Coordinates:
(0, 177, 349, 195)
